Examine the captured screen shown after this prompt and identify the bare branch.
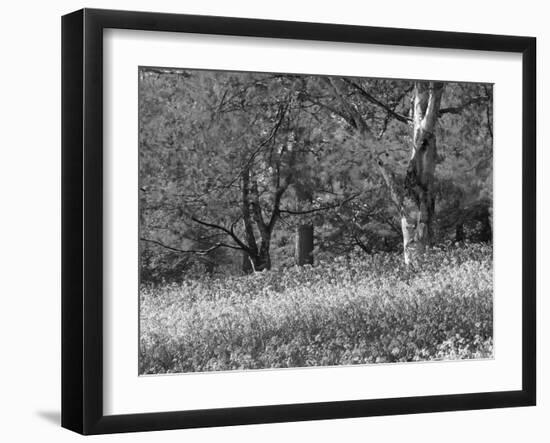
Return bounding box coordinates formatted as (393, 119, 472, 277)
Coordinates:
(267, 182, 289, 230)
(344, 79, 412, 125)
(377, 86, 414, 138)
(190, 216, 249, 251)
(381, 215, 402, 236)
(140, 237, 243, 254)
(221, 100, 291, 192)
(353, 234, 370, 253)
(438, 96, 489, 116)
(377, 160, 405, 216)
(326, 78, 371, 134)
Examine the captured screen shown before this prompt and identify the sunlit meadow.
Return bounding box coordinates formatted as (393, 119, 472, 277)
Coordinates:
(139, 243, 493, 374)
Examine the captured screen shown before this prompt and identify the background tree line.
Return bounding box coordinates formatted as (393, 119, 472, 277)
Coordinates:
(139, 67, 492, 283)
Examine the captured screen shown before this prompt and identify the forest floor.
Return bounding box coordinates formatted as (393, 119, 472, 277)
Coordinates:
(139, 243, 493, 374)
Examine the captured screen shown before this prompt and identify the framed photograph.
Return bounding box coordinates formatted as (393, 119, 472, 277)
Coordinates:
(61, 8, 536, 435)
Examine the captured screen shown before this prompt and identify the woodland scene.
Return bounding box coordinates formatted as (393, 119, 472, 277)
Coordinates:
(138, 67, 493, 374)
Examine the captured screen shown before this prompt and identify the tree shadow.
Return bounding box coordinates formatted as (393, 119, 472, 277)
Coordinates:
(36, 410, 60, 426)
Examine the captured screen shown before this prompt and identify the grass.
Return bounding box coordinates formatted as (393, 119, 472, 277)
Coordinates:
(139, 243, 493, 374)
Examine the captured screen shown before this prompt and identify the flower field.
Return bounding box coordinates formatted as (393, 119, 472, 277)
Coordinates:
(139, 243, 493, 374)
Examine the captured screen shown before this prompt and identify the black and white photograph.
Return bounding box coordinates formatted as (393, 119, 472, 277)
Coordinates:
(0, 0, 545, 440)
(138, 68, 494, 375)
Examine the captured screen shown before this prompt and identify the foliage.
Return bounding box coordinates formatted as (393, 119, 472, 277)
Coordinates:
(139, 243, 493, 374)
(139, 68, 493, 281)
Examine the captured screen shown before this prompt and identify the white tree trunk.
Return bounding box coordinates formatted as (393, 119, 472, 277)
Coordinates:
(401, 81, 444, 266)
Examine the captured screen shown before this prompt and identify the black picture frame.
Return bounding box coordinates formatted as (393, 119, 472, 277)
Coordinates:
(61, 8, 536, 435)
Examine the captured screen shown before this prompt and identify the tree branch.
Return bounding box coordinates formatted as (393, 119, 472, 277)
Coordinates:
(438, 96, 489, 116)
(267, 127, 297, 230)
(279, 193, 359, 215)
(326, 78, 371, 134)
(377, 160, 405, 216)
(140, 237, 243, 254)
(377, 86, 414, 139)
(344, 79, 412, 125)
(240, 168, 258, 253)
(190, 216, 249, 251)
(202, 100, 291, 197)
(310, 96, 355, 125)
(268, 182, 289, 230)
(353, 234, 370, 253)
(249, 177, 268, 233)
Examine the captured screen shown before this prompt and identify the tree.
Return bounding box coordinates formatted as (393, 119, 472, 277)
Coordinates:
(308, 77, 491, 266)
(139, 69, 313, 274)
(138, 68, 493, 281)
(393, 81, 444, 265)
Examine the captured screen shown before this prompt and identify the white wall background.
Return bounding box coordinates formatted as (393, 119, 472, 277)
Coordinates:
(0, 0, 546, 441)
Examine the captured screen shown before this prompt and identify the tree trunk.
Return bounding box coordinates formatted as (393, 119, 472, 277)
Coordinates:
(401, 81, 444, 266)
(203, 257, 214, 274)
(242, 243, 272, 273)
(252, 242, 271, 272)
(480, 208, 492, 243)
(294, 186, 314, 266)
(455, 223, 464, 242)
(296, 224, 314, 265)
(241, 250, 253, 274)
